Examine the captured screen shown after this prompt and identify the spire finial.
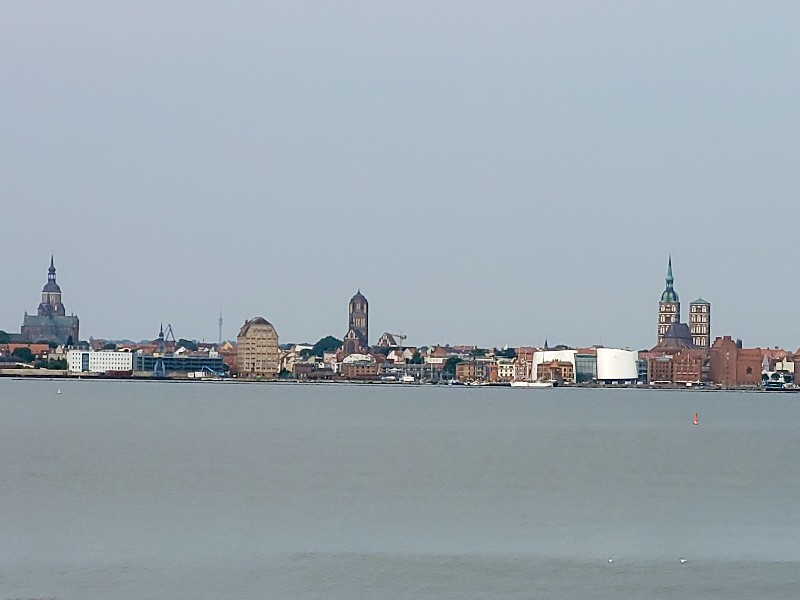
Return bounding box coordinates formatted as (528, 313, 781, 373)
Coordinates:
(47, 254, 57, 280)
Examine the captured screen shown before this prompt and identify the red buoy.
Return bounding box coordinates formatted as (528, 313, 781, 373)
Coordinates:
(693, 412, 699, 426)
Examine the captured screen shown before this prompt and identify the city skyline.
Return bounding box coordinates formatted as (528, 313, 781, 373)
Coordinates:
(2, 3, 799, 349)
(0, 253, 797, 353)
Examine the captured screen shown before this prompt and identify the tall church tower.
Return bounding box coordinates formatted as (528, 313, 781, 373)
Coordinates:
(657, 256, 680, 344)
(348, 290, 369, 349)
(38, 255, 66, 317)
(689, 298, 711, 348)
(21, 255, 79, 345)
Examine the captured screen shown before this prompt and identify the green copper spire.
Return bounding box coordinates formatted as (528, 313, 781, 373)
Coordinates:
(660, 255, 679, 302)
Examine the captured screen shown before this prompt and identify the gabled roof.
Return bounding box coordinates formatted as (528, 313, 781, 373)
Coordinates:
(652, 322, 695, 351)
(377, 332, 398, 346)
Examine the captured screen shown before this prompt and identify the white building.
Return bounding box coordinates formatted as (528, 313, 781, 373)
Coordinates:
(68, 349, 135, 374)
(596, 348, 638, 382)
(424, 356, 447, 368)
(496, 358, 516, 381)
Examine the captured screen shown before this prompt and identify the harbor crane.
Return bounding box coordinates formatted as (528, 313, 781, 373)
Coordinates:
(386, 332, 407, 349)
(154, 323, 177, 377)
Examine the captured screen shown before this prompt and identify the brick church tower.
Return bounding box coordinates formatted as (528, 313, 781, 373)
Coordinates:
(657, 256, 680, 344)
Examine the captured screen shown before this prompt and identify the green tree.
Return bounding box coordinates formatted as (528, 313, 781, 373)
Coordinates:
(409, 351, 423, 364)
(66, 335, 74, 347)
(35, 358, 67, 370)
(312, 335, 342, 356)
(177, 339, 198, 351)
(0, 331, 10, 344)
(444, 356, 463, 375)
(103, 342, 117, 350)
(12, 347, 35, 363)
(495, 347, 516, 359)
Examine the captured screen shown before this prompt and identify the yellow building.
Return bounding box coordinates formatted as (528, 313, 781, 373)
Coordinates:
(236, 317, 280, 379)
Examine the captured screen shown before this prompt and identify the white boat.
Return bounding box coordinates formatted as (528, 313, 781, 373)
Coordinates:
(762, 371, 796, 391)
(510, 380, 553, 388)
(510, 355, 554, 388)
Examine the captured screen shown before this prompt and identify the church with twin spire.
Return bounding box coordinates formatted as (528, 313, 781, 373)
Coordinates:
(655, 256, 710, 350)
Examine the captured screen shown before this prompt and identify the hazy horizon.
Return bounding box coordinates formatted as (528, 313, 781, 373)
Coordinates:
(2, 2, 799, 350)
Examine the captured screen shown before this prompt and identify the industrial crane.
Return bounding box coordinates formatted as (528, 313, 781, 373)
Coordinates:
(385, 333, 407, 349)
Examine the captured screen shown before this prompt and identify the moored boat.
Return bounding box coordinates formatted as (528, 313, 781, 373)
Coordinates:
(510, 380, 554, 388)
(762, 371, 796, 391)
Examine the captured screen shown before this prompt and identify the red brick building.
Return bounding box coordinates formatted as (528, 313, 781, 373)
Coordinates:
(339, 353, 379, 380)
(708, 336, 762, 388)
(455, 361, 477, 382)
(339, 361, 379, 379)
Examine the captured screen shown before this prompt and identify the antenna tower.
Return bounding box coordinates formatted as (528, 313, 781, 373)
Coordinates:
(218, 311, 223, 345)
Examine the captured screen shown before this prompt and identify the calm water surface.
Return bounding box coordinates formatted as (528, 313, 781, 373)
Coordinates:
(1, 380, 799, 599)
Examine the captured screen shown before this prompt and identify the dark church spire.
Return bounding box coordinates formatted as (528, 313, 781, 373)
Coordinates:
(47, 254, 57, 281)
(38, 255, 65, 317)
(660, 255, 679, 303)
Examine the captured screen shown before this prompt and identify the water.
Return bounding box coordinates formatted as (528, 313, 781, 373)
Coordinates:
(1, 380, 799, 599)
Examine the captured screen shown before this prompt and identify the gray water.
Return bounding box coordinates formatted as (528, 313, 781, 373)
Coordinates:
(1, 380, 799, 599)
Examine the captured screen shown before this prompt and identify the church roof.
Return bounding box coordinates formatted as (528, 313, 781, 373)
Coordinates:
(350, 289, 367, 303)
(691, 297, 710, 305)
(23, 314, 79, 327)
(653, 322, 695, 351)
(42, 280, 62, 293)
(660, 289, 679, 302)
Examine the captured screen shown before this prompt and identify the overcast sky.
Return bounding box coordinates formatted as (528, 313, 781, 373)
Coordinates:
(1, 1, 798, 350)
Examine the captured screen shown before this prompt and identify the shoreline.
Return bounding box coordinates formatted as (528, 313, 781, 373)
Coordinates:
(0, 372, 796, 392)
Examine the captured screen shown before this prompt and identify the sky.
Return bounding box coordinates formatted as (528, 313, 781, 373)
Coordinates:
(1, 1, 799, 350)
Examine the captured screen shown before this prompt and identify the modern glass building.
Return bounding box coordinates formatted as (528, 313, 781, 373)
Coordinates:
(574, 353, 597, 384)
(133, 353, 226, 377)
